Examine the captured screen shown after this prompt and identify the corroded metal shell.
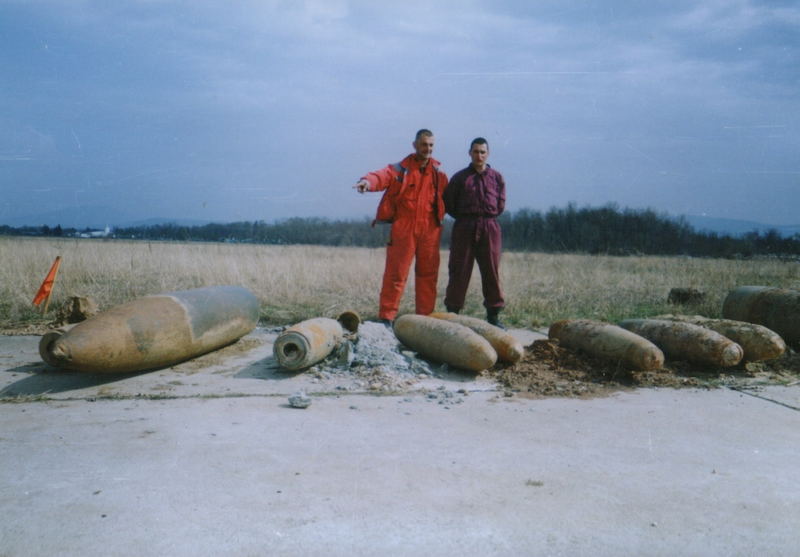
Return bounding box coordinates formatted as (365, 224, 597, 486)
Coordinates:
(273, 317, 344, 371)
(618, 318, 743, 367)
(548, 319, 664, 371)
(429, 312, 524, 363)
(394, 314, 497, 372)
(40, 286, 259, 373)
(722, 286, 800, 347)
(655, 314, 785, 361)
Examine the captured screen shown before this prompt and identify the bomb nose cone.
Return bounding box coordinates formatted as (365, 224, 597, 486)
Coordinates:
(721, 343, 744, 367)
(41, 338, 71, 367)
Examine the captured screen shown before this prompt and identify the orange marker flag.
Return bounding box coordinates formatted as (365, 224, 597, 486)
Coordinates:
(33, 256, 62, 308)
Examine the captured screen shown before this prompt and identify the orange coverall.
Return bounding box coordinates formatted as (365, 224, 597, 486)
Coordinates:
(363, 154, 448, 321)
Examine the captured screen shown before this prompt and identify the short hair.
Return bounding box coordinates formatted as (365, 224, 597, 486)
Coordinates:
(415, 129, 434, 141)
(470, 137, 488, 149)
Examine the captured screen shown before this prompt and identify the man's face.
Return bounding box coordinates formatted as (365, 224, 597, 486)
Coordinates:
(413, 134, 435, 161)
(470, 143, 489, 167)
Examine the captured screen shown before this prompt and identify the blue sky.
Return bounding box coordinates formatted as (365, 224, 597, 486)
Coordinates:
(2, 0, 799, 227)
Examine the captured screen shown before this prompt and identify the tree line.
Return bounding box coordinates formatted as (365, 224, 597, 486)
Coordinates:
(4, 204, 799, 258)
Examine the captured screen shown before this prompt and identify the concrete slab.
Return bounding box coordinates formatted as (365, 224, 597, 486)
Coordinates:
(732, 384, 800, 411)
(0, 328, 545, 401)
(1, 389, 799, 556)
(2, 331, 799, 555)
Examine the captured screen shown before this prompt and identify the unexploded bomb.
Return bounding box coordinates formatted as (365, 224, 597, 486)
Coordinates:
(429, 312, 524, 363)
(273, 317, 344, 371)
(394, 314, 497, 372)
(40, 286, 259, 373)
(548, 319, 664, 370)
(618, 318, 743, 367)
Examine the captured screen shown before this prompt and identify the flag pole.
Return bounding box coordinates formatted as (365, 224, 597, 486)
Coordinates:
(33, 256, 62, 315)
(41, 259, 61, 315)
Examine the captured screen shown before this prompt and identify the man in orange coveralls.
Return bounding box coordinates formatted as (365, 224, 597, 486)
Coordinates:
(354, 129, 448, 326)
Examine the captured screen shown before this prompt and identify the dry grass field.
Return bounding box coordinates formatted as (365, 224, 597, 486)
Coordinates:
(2, 236, 799, 333)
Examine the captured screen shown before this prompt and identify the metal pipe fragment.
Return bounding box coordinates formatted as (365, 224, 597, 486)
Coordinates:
(548, 319, 664, 370)
(39, 286, 260, 373)
(722, 286, 800, 347)
(429, 312, 524, 363)
(394, 314, 497, 372)
(655, 314, 785, 361)
(618, 318, 743, 367)
(273, 317, 344, 371)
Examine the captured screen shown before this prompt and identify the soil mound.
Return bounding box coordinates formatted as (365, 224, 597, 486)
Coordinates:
(495, 338, 800, 398)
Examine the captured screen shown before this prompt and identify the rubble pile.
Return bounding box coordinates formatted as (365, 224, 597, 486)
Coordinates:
(303, 321, 440, 392)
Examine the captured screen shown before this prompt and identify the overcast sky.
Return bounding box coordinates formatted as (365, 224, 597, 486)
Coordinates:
(2, 0, 799, 227)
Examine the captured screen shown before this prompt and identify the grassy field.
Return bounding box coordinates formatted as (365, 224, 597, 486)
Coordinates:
(2, 236, 799, 331)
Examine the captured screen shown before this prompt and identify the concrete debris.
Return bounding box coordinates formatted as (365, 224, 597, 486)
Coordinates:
(299, 321, 438, 393)
(424, 386, 465, 406)
(288, 391, 312, 409)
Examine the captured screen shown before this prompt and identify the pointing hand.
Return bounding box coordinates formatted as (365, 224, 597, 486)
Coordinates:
(354, 179, 369, 193)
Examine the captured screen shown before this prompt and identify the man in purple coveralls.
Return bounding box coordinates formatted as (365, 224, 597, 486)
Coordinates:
(443, 137, 507, 327)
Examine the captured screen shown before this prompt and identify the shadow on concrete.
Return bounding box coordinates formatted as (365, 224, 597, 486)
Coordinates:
(234, 356, 309, 381)
(1, 365, 151, 397)
(431, 367, 484, 383)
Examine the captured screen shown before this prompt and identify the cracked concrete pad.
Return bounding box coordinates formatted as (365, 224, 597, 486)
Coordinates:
(733, 385, 800, 410)
(1, 388, 799, 556)
(2, 330, 800, 555)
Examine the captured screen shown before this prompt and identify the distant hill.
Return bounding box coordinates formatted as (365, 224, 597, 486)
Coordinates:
(681, 215, 800, 238)
(1, 205, 138, 230)
(1, 206, 212, 230)
(119, 217, 213, 228)
(4, 204, 799, 239)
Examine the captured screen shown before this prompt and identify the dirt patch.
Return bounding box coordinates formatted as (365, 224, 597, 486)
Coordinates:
(494, 339, 800, 398)
(0, 324, 50, 336)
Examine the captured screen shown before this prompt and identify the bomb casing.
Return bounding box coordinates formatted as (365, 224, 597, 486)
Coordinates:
(548, 319, 664, 370)
(655, 314, 785, 361)
(394, 314, 497, 372)
(722, 286, 800, 347)
(273, 317, 344, 371)
(429, 312, 524, 363)
(40, 286, 260, 373)
(618, 318, 743, 367)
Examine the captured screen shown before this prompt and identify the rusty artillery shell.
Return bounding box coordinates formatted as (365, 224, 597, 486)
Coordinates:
(40, 286, 259, 373)
(722, 286, 800, 347)
(618, 318, 743, 367)
(429, 312, 524, 363)
(273, 317, 344, 371)
(394, 314, 497, 372)
(655, 314, 786, 361)
(336, 310, 361, 333)
(548, 319, 665, 370)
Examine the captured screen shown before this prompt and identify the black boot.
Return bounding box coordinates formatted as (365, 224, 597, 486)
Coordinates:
(487, 308, 505, 329)
(445, 306, 460, 314)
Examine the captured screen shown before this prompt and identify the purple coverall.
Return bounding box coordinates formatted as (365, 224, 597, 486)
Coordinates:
(443, 164, 506, 312)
